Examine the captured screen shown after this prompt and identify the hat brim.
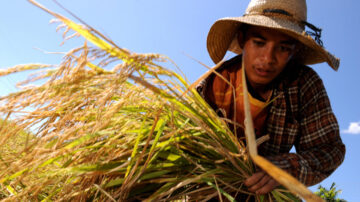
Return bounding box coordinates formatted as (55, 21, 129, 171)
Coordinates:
(207, 15, 340, 70)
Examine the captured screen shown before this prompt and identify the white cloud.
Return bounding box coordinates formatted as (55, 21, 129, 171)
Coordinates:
(342, 121, 360, 134)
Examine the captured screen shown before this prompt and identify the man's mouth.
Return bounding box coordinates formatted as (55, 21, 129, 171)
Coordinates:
(254, 67, 273, 77)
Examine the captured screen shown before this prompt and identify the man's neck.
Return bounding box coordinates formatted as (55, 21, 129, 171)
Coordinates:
(246, 79, 273, 102)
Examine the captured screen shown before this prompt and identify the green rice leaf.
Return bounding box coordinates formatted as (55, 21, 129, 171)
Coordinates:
(140, 170, 171, 181)
(104, 178, 125, 188)
(272, 189, 301, 202)
(64, 132, 98, 149)
(206, 180, 236, 202)
(0, 168, 29, 184)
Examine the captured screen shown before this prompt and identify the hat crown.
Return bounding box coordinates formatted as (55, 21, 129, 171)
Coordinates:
(245, 0, 307, 21)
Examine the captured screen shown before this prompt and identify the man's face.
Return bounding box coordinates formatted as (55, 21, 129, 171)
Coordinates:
(241, 26, 297, 89)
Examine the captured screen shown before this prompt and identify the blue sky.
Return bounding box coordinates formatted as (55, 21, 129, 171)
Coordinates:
(1, 0, 359, 200)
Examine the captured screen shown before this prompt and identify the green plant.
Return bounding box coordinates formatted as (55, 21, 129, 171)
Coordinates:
(315, 183, 346, 202)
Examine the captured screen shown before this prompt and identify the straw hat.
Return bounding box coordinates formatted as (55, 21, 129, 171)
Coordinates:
(207, 0, 340, 70)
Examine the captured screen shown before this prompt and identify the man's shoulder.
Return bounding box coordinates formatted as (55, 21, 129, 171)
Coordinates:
(297, 65, 323, 86)
(298, 64, 320, 78)
(282, 63, 322, 86)
(289, 64, 329, 102)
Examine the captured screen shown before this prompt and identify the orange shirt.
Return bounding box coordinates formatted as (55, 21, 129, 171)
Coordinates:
(206, 64, 270, 138)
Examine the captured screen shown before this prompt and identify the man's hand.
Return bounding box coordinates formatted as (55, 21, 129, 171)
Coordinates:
(244, 171, 280, 194)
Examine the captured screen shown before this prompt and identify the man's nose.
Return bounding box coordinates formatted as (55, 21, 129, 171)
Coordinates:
(262, 45, 276, 64)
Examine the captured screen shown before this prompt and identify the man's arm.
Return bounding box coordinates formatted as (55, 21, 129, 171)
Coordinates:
(266, 68, 345, 186)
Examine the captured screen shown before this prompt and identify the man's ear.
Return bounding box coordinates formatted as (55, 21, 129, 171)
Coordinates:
(237, 31, 245, 49)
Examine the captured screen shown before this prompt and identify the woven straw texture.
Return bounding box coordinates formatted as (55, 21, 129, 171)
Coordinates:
(206, 0, 340, 70)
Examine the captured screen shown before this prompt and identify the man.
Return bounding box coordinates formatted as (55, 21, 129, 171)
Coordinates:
(197, 0, 345, 195)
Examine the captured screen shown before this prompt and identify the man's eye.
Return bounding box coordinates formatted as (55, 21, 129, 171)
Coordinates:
(279, 45, 292, 52)
(253, 40, 265, 46)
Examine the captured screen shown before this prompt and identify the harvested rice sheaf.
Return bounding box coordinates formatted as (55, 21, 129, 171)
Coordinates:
(0, 1, 303, 201)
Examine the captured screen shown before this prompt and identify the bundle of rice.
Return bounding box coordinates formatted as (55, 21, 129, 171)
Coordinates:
(0, 1, 318, 201)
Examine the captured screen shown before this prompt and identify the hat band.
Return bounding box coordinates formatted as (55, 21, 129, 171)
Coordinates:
(263, 8, 293, 18)
(244, 9, 324, 47)
(244, 9, 304, 28)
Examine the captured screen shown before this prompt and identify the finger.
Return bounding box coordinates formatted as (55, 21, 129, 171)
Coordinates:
(244, 172, 266, 187)
(248, 174, 272, 192)
(255, 179, 280, 195)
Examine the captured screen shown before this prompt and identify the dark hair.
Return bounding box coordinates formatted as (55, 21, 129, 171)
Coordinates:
(238, 23, 250, 36)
